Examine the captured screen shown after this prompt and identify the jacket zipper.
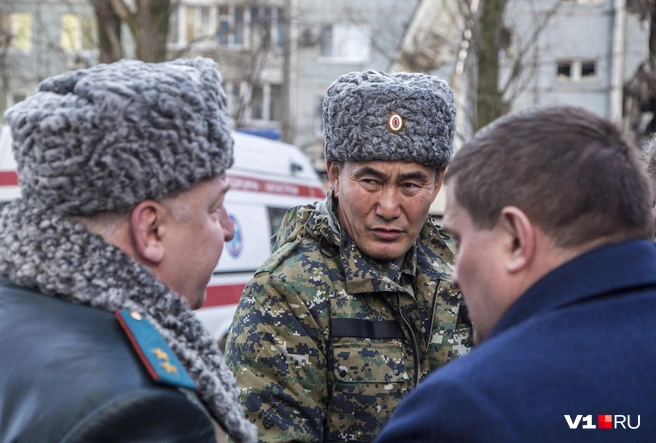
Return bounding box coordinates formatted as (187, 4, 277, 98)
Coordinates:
(397, 292, 420, 388)
(426, 280, 442, 352)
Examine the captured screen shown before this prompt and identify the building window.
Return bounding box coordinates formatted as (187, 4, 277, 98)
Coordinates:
(184, 6, 211, 44)
(167, 5, 213, 46)
(557, 61, 572, 80)
(218, 6, 230, 45)
(217, 5, 244, 48)
(319, 24, 370, 62)
(61, 14, 96, 52)
(267, 207, 290, 239)
(200, 7, 211, 40)
(251, 85, 264, 120)
(250, 6, 272, 49)
(234, 6, 244, 46)
(270, 84, 283, 122)
(226, 81, 282, 123)
(168, 6, 179, 44)
(227, 83, 241, 118)
(557, 59, 598, 82)
(250, 6, 262, 48)
(217, 5, 284, 50)
(276, 7, 284, 50)
(581, 60, 597, 78)
(248, 6, 284, 50)
(0, 12, 32, 51)
(185, 6, 196, 42)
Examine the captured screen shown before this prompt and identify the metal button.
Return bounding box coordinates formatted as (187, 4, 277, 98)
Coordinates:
(339, 369, 347, 378)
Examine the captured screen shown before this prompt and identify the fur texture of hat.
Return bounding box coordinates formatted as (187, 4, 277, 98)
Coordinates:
(323, 70, 456, 169)
(4, 57, 233, 216)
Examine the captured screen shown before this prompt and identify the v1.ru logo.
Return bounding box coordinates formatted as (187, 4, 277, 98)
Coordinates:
(565, 415, 640, 429)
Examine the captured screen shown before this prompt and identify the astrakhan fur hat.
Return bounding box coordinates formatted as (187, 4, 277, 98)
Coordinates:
(323, 70, 456, 169)
(5, 57, 233, 216)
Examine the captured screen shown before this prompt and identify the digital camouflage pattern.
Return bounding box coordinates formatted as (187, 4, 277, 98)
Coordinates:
(225, 191, 472, 442)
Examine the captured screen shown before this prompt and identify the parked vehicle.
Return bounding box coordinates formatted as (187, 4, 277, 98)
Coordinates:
(0, 126, 325, 346)
(0, 126, 18, 207)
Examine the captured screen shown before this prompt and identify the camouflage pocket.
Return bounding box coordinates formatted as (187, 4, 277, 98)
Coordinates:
(327, 340, 409, 442)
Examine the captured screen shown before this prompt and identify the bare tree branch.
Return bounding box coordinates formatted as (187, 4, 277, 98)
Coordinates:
(499, 0, 562, 97)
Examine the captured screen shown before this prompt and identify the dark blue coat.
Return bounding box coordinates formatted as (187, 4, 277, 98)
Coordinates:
(376, 240, 656, 442)
(0, 276, 216, 443)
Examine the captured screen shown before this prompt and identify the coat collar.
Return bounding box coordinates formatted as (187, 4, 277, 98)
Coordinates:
(0, 199, 256, 442)
(490, 240, 656, 339)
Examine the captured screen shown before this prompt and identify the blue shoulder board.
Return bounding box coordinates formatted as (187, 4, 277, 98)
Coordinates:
(115, 309, 197, 391)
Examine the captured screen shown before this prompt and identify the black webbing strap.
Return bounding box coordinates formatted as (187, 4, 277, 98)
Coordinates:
(330, 318, 403, 339)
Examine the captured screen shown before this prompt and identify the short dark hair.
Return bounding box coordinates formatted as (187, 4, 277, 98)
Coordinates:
(445, 105, 653, 248)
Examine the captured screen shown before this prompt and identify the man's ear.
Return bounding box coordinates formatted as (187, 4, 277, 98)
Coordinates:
(498, 206, 536, 273)
(326, 160, 340, 197)
(130, 200, 166, 264)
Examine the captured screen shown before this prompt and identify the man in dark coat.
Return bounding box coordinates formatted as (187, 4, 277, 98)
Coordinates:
(376, 105, 656, 442)
(0, 58, 256, 442)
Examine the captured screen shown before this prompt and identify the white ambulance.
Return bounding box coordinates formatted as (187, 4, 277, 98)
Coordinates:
(0, 126, 325, 346)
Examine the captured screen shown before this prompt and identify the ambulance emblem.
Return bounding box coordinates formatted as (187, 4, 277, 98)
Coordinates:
(227, 214, 243, 258)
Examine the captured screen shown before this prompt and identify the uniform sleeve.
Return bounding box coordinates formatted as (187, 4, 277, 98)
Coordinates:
(374, 377, 518, 443)
(226, 271, 328, 443)
(61, 388, 217, 443)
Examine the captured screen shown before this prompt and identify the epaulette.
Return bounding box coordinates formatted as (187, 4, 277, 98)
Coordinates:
(115, 309, 197, 391)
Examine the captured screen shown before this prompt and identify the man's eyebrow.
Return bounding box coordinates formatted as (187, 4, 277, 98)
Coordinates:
(212, 184, 230, 205)
(398, 171, 430, 182)
(354, 166, 388, 180)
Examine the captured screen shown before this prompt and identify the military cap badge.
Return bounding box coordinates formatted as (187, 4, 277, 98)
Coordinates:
(388, 113, 404, 134)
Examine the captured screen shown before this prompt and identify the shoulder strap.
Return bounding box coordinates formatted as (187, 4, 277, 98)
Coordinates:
(115, 309, 196, 391)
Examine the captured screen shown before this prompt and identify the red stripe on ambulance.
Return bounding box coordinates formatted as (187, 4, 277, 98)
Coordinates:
(203, 284, 246, 308)
(227, 173, 324, 198)
(0, 171, 18, 186)
(0, 171, 325, 199)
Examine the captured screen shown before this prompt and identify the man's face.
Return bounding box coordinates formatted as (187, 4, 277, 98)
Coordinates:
(328, 160, 442, 261)
(442, 182, 510, 344)
(160, 174, 234, 309)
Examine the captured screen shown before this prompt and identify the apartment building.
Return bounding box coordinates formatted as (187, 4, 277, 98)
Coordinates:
(0, 0, 98, 119)
(293, 0, 420, 172)
(167, 0, 290, 139)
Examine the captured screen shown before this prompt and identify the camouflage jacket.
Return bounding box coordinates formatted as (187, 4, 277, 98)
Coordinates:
(226, 192, 471, 443)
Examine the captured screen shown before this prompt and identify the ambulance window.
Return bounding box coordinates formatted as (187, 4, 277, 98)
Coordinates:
(267, 206, 290, 237)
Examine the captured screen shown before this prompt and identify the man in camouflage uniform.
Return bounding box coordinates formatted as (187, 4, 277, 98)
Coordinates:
(226, 70, 472, 442)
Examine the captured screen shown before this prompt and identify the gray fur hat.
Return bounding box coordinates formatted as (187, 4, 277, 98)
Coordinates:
(4, 57, 233, 216)
(323, 70, 456, 169)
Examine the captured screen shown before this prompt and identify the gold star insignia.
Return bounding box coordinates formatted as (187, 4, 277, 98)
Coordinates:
(160, 362, 178, 375)
(152, 348, 169, 361)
